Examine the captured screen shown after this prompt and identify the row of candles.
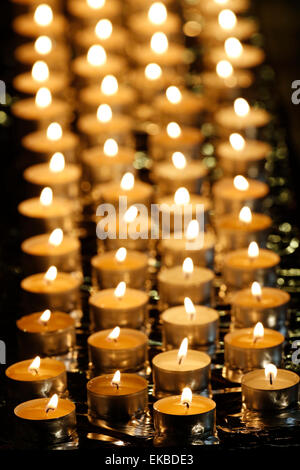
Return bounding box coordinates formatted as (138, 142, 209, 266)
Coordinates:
(7, 0, 299, 446)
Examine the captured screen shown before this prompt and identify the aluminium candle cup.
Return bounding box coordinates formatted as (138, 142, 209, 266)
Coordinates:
(6, 358, 67, 403)
(79, 85, 137, 114)
(82, 146, 135, 186)
(23, 163, 81, 199)
(22, 129, 79, 164)
(161, 305, 219, 351)
(72, 55, 127, 87)
(153, 92, 206, 127)
(89, 288, 149, 332)
(88, 328, 148, 373)
(77, 113, 133, 147)
(11, 0, 61, 16)
(16, 312, 76, 358)
(128, 12, 181, 44)
(74, 25, 128, 55)
(18, 197, 75, 238)
(200, 70, 254, 104)
(241, 369, 300, 412)
(158, 266, 214, 308)
(149, 126, 204, 161)
(230, 287, 290, 332)
(153, 396, 216, 442)
(91, 251, 148, 290)
(152, 350, 211, 398)
(87, 374, 148, 425)
(128, 68, 182, 103)
(12, 13, 66, 40)
(222, 248, 280, 289)
(13, 72, 69, 98)
(131, 43, 187, 74)
(216, 140, 271, 179)
(14, 398, 76, 448)
(215, 212, 272, 252)
(224, 328, 284, 383)
(159, 231, 215, 270)
(214, 106, 271, 139)
(21, 233, 81, 276)
(201, 18, 257, 44)
(205, 44, 265, 71)
(212, 177, 269, 216)
(14, 41, 71, 72)
(21, 272, 82, 314)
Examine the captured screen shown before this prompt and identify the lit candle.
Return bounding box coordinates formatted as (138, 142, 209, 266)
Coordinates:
(75, 19, 127, 55)
(206, 36, 265, 69)
(13, 4, 66, 39)
(199, 0, 250, 17)
(98, 172, 153, 208)
(67, 0, 121, 24)
(202, 9, 256, 42)
(15, 35, 70, 71)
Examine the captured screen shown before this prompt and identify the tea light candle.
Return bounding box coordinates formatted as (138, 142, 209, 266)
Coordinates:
(224, 323, 284, 382)
(67, 0, 121, 24)
(152, 152, 208, 195)
(22, 123, 79, 163)
(89, 285, 149, 331)
(158, 258, 214, 306)
(88, 327, 148, 373)
(15, 37, 70, 71)
(216, 134, 271, 178)
(161, 300, 219, 350)
(152, 341, 211, 398)
(241, 365, 300, 411)
(215, 206, 272, 252)
(21, 266, 82, 314)
(128, 4, 180, 42)
(18, 187, 75, 237)
(153, 389, 216, 441)
(202, 11, 257, 42)
(214, 98, 271, 135)
(129, 64, 180, 103)
(17, 310, 76, 357)
(14, 395, 76, 446)
(201, 64, 253, 101)
(23, 153, 81, 199)
(87, 372, 148, 424)
(222, 242, 280, 288)
(21, 229, 81, 275)
(231, 283, 290, 331)
(213, 176, 269, 216)
(207, 38, 265, 69)
(13, 5, 66, 39)
(75, 21, 127, 54)
(96, 172, 153, 208)
(149, 122, 204, 161)
(199, 0, 250, 17)
(82, 140, 135, 185)
(13, 61, 69, 96)
(91, 248, 148, 290)
(6, 357, 67, 402)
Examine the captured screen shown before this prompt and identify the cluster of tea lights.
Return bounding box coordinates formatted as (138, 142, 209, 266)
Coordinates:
(8, 0, 299, 447)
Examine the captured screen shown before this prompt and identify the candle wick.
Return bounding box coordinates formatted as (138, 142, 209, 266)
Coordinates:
(270, 374, 273, 385)
(112, 382, 119, 391)
(178, 356, 183, 366)
(256, 295, 262, 302)
(183, 401, 190, 409)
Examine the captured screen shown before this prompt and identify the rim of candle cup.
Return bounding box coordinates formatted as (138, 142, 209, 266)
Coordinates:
(241, 369, 300, 391)
(21, 272, 82, 293)
(213, 177, 269, 200)
(224, 248, 280, 269)
(158, 266, 215, 285)
(89, 288, 149, 310)
(21, 234, 81, 257)
(153, 395, 216, 416)
(14, 397, 75, 421)
(18, 197, 75, 219)
(216, 212, 272, 232)
(152, 349, 211, 373)
(88, 328, 148, 351)
(224, 328, 284, 350)
(161, 305, 218, 326)
(87, 373, 148, 398)
(6, 358, 66, 383)
(17, 311, 76, 334)
(91, 251, 148, 272)
(231, 287, 290, 309)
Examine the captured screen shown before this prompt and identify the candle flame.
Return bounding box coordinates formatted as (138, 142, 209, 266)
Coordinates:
(264, 364, 277, 384)
(177, 337, 188, 365)
(145, 63, 162, 80)
(35, 87, 52, 108)
(174, 187, 190, 205)
(107, 326, 121, 341)
(103, 138, 118, 157)
(150, 32, 168, 54)
(87, 45, 107, 66)
(120, 172, 134, 191)
(233, 175, 249, 191)
(148, 2, 167, 25)
(115, 247, 127, 263)
(166, 86, 182, 104)
(40, 309, 51, 324)
(184, 297, 196, 320)
(28, 356, 41, 375)
(248, 241, 259, 259)
(181, 387, 192, 407)
(49, 152, 65, 173)
(47, 122, 62, 141)
(239, 206, 252, 224)
(40, 187, 53, 206)
(34, 36, 52, 55)
(34, 4, 53, 27)
(253, 322, 264, 343)
(32, 61, 49, 82)
(216, 59, 233, 78)
(229, 133, 245, 151)
(101, 75, 118, 96)
(45, 394, 58, 413)
(172, 152, 186, 169)
(48, 228, 63, 247)
(167, 122, 181, 139)
(218, 9, 237, 30)
(182, 257, 194, 276)
(225, 37, 243, 59)
(87, 0, 105, 9)
(185, 220, 199, 241)
(44, 265, 57, 282)
(123, 205, 138, 223)
(97, 104, 112, 123)
(234, 97, 250, 117)
(111, 370, 121, 388)
(114, 282, 126, 299)
(251, 281, 262, 301)
(95, 19, 112, 39)
(214, 0, 228, 4)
